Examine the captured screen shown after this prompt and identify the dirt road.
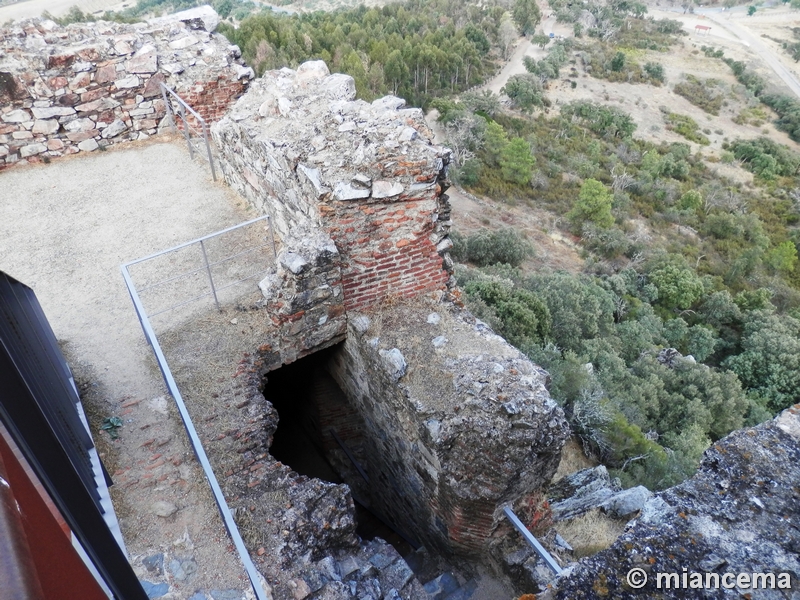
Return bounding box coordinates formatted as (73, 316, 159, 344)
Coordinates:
(701, 8, 800, 100)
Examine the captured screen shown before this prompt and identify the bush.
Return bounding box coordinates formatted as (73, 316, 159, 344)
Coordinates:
(502, 74, 545, 112)
(673, 75, 724, 115)
(643, 62, 665, 83)
(568, 179, 615, 230)
(730, 137, 800, 179)
(723, 312, 800, 412)
(463, 280, 551, 345)
(457, 158, 483, 186)
(648, 264, 704, 309)
(664, 112, 710, 145)
(460, 229, 533, 267)
(561, 101, 636, 138)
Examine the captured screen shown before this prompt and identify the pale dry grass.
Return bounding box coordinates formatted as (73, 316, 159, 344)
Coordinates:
(552, 437, 597, 483)
(556, 509, 628, 559)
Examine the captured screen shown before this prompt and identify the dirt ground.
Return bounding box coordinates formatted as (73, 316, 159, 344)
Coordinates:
(0, 138, 262, 598)
(0, 0, 131, 21)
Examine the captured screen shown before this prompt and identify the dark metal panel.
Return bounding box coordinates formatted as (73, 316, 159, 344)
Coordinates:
(0, 272, 98, 505)
(0, 271, 147, 600)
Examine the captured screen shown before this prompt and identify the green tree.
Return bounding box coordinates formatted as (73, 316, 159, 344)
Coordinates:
(724, 312, 800, 411)
(531, 33, 551, 49)
(678, 189, 703, 212)
(610, 52, 626, 72)
(648, 264, 704, 310)
(384, 49, 408, 95)
(513, 0, 542, 35)
(568, 179, 615, 230)
(500, 138, 536, 185)
(765, 240, 798, 274)
(524, 273, 616, 352)
(502, 74, 544, 112)
(747, 5, 757, 15)
(483, 121, 509, 167)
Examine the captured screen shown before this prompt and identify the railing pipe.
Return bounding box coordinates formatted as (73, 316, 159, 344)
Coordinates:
(160, 83, 216, 181)
(120, 264, 268, 600)
(503, 506, 563, 575)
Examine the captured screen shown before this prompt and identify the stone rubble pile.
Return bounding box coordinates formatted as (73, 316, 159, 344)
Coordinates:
(549, 466, 652, 521)
(540, 405, 800, 599)
(0, 6, 252, 169)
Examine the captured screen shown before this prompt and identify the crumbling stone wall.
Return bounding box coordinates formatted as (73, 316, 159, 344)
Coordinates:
(326, 302, 570, 558)
(257, 226, 347, 367)
(539, 405, 800, 599)
(0, 7, 251, 169)
(212, 61, 454, 312)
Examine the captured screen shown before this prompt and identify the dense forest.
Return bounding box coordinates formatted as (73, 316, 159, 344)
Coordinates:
(217, 0, 527, 105)
(56, 0, 800, 492)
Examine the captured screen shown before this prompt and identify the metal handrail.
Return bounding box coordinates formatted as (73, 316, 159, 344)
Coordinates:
(120, 218, 278, 600)
(160, 83, 217, 181)
(136, 242, 273, 294)
(503, 506, 563, 575)
(126, 215, 275, 316)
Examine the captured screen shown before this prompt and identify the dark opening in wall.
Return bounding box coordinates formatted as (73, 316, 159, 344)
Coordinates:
(263, 345, 413, 556)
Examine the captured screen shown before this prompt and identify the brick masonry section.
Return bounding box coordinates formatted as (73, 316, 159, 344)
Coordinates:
(0, 8, 252, 170)
(212, 60, 455, 312)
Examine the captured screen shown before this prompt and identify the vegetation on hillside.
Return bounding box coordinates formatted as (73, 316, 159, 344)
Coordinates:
(217, 0, 521, 106)
(438, 19, 800, 489)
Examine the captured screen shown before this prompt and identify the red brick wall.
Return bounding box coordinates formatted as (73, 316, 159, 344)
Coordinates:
(176, 74, 248, 125)
(323, 192, 449, 311)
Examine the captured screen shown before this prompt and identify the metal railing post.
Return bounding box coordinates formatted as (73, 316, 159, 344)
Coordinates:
(199, 240, 220, 311)
(201, 122, 217, 182)
(268, 218, 277, 259)
(179, 103, 194, 159)
(159, 83, 217, 180)
(503, 506, 563, 575)
(160, 84, 177, 133)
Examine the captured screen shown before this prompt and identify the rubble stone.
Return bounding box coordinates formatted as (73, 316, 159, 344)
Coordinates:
(0, 9, 251, 170)
(540, 405, 800, 598)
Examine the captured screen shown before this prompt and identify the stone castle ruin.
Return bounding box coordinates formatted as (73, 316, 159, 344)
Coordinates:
(0, 7, 251, 166)
(208, 59, 570, 565)
(3, 9, 798, 600)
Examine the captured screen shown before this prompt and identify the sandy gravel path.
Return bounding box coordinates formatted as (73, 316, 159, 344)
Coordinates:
(0, 139, 259, 598)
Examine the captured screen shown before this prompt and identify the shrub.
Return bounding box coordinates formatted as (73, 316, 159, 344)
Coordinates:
(673, 75, 724, 115)
(561, 101, 636, 138)
(463, 280, 551, 345)
(568, 179, 615, 230)
(647, 264, 704, 309)
(501, 138, 536, 185)
(462, 229, 533, 267)
(502, 74, 545, 112)
(723, 312, 800, 412)
(664, 112, 710, 145)
(457, 158, 483, 186)
(643, 62, 665, 83)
